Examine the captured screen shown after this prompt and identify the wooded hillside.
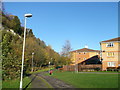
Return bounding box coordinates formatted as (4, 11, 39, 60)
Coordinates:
(1, 11, 71, 80)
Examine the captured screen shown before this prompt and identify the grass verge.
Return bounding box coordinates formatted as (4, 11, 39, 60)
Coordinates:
(29, 68, 52, 74)
(2, 77, 31, 88)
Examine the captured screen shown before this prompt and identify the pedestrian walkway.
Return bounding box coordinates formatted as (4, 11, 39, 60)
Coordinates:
(29, 73, 52, 89)
(28, 71, 74, 89)
(37, 71, 74, 88)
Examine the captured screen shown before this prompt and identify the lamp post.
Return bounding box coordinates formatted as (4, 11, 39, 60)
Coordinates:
(20, 13, 32, 90)
(75, 60, 78, 73)
(75, 51, 78, 73)
(49, 58, 51, 69)
(49, 61, 50, 68)
(31, 52, 34, 72)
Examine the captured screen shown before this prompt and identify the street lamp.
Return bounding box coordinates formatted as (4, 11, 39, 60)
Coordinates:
(49, 58, 51, 68)
(31, 52, 34, 72)
(75, 51, 78, 73)
(49, 61, 50, 69)
(49, 61, 51, 65)
(20, 13, 32, 89)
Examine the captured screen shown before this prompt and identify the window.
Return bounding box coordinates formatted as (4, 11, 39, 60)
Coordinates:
(79, 58, 81, 60)
(107, 52, 114, 57)
(108, 62, 115, 67)
(79, 53, 81, 54)
(106, 43, 114, 47)
(83, 52, 86, 54)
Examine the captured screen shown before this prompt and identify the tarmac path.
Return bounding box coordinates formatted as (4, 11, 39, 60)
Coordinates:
(28, 71, 74, 89)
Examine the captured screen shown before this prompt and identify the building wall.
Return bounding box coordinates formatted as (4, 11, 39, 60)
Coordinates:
(89, 52, 99, 57)
(71, 51, 100, 65)
(76, 52, 89, 63)
(102, 61, 119, 70)
(71, 52, 76, 64)
(101, 42, 120, 70)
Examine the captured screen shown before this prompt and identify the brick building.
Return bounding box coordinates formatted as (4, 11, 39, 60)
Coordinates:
(100, 37, 120, 71)
(71, 47, 100, 65)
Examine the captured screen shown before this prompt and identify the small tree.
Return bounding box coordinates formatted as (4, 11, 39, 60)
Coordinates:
(60, 40, 72, 65)
(61, 40, 72, 57)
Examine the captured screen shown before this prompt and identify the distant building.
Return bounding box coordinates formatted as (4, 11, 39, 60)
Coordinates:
(6, 29, 21, 38)
(100, 37, 120, 71)
(10, 29, 16, 35)
(71, 47, 100, 65)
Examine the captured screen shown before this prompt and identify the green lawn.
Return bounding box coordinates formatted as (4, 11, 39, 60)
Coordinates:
(2, 77, 31, 89)
(51, 71, 118, 88)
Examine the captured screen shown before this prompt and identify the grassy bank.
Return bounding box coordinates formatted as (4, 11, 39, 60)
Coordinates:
(29, 67, 52, 74)
(2, 77, 31, 89)
(50, 71, 118, 88)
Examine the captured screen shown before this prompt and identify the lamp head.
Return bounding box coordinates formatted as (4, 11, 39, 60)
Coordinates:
(25, 13, 32, 17)
(49, 62, 50, 64)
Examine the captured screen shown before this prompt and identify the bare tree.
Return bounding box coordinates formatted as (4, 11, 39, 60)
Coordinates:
(61, 40, 72, 58)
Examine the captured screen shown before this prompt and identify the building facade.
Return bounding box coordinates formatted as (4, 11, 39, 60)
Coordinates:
(71, 48, 100, 65)
(100, 37, 120, 71)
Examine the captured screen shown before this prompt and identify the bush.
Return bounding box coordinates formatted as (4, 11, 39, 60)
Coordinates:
(107, 67, 118, 71)
(55, 66, 63, 69)
(94, 67, 101, 71)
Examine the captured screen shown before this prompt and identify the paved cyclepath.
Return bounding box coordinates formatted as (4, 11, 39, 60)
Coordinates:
(28, 71, 74, 89)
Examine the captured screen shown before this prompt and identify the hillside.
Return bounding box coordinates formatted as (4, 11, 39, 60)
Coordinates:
(1, 11, 69, 80)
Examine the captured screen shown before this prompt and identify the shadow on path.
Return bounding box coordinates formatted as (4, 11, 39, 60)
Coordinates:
(23, 74, 38, 90)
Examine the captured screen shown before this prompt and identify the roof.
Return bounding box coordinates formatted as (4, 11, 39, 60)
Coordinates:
(71, 48, 100, 52)
(101, 37, 120, 43)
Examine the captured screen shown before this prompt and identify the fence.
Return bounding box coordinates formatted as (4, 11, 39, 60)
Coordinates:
(78, 64, 102, 71)
(63, 64, 102, 71)
(63, 65, 75, 71)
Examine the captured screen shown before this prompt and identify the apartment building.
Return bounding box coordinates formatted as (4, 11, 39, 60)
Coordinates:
(71, 47, 100, 65)
(100, 37, 120, 70)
